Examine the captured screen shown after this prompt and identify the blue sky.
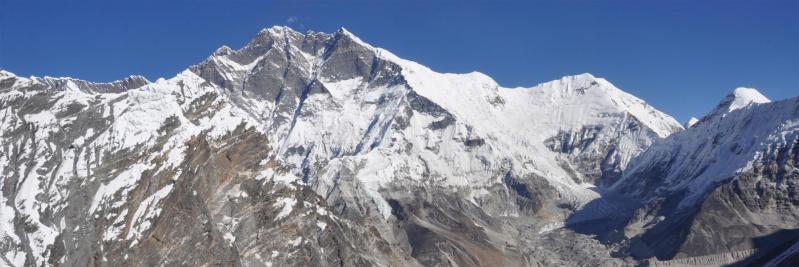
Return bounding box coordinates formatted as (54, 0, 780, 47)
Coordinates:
(1, 0, 797, 122)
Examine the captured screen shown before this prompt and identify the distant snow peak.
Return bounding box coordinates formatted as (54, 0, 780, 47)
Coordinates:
(685, 117, 699, 128)
(727, 87, 770, 111)
(0, 69, 17, 78)
(703, 87, 771, 120)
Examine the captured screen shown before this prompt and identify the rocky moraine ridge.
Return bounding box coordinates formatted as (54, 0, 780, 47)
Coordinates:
(0, 26, 797, 266)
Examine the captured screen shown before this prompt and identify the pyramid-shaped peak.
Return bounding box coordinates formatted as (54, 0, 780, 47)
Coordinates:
(685, 117, 699, 128)
(336, 27, 362, 39)
(337, 27, 353, 34)
(700, 87, 771, 120)
(216, 26, 309, 61)
(730, 87, 769, 105)
(245, 26, 305, 47)
(334, 27, 373, 48)
(719, 87, 770, 113)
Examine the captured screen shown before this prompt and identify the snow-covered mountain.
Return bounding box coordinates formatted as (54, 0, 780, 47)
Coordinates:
(0, 26, 795, 266)
(684, 117, 699, 128)
(601, 89, 799, 264)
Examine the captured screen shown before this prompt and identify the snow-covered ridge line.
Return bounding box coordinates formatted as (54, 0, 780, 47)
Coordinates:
(0, 69, 152, 93)
(613, 94, 799, 202)
(257, 26, 683, 138)
(36, 75, 151, 86)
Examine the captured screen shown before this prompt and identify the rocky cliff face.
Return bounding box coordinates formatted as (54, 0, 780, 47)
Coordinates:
(0, 26, 795, 267)
(599, 91, 799, 265)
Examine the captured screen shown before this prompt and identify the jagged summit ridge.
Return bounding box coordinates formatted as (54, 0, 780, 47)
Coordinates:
(37, 75, 151, 93)
(0, 69, 151, 93)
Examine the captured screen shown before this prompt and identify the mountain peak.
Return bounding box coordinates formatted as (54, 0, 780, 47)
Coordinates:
(565, 73, 603, 86)
(213, 45, 233, 56)
(533, 73, 608, 96)
(521, 73, 683, 137)
(337, 26, 352, 35)
(258, 25, 298, 35)
(336, 27, 361, 39)
(570, 72, 597, 80)
(707, 87, 770, 117)
(685, 117, 699, 128)
(0, 69, 16, 79)
(243, 26, 305, 50)
(334, 27, 373, 49)
(727, 87, 770, 111)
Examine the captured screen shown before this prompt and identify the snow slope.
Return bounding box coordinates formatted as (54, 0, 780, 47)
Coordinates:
(613, 88, 795, 206)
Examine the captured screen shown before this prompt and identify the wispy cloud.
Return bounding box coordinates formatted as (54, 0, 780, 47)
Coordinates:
(285, 16, 306, 30)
